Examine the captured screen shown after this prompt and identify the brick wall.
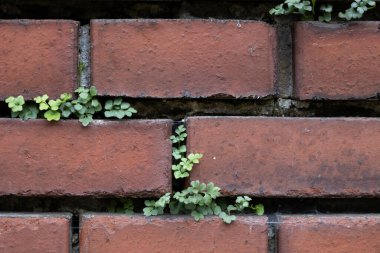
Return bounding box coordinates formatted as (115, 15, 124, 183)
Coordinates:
(0, 2, 379, 252)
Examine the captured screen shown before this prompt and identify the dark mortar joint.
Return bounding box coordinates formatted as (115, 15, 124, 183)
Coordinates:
(0, 0, 278, 22)
(1, 0, 379, 22)
(1, 98, 380, 120)
(1, 196, 379, 214)
(267, 214, 279, 253)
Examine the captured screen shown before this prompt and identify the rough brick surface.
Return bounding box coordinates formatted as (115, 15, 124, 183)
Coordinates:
(80, 214, 268, 253)
(0, 119, 172, 197)
(294, 22, 380, 100)
(0, 20, 78, 99)
(91, 19, 276, 98)
(187, 116, 380, 197)
(0, 214, 71, 253)
(279, 215, 380, 253)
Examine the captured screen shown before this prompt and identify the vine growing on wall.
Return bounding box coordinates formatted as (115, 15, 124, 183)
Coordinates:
(143, 124, 264, 224)
(269, 0, 376, 21)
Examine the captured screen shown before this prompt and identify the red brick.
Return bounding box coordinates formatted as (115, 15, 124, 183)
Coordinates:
(294, 22, 380, 100)
(0, 213, 71, 253)
(80, 214, 268, 253)
(0, 20, 78, 100)
(279, 215, 380, 253)
(0, 119, 172, 197)
(91, 19, 276, 98)
(187, 116, 380, 197)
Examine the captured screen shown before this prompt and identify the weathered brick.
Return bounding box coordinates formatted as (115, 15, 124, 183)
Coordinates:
(0, 20, 78, 99)
(187, 116, 380, 197)
(294, 22, 380, 100)
(278, 215, 380, 253)
(0, 119, 172, 197)
(91, 19, 276, 98)
(80, 214, 268, 253)
(0, 213, 71, 253)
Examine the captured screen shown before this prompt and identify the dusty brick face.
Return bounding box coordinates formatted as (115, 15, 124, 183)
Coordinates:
(91, 19, 276, 98)
(0, 20, 79, 99)
(187, 116, 380, 197)
(0, 119, 172, 197)
(294, 22, 380, 100)
(0, 214, 71, 253)
(278, 215, 380, 253)
(80, 214, 268, 253)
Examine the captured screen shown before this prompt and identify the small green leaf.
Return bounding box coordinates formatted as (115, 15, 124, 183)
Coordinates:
(252, 204, 265, 216)
(219, 212, 236, 224)
(44, 110, 60, 121)
(18, 104, 38, 120)
(89, 86, 97, 96)
(191, 210, 204, 221)
(79, 114, 93, 126)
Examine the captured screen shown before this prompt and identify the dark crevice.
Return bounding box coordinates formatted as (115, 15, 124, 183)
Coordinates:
(71, 215, 79, 253)
(1, 0, 379, 23)
(0, 0, 276, 23)
(1, 98, 380, 120)
(1, 196, 379, 214)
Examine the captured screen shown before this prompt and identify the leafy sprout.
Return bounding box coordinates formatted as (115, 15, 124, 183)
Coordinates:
(104, 98, 137, 119)
(269, 0, 375, 21)
(172, 153, 203, 179)
(143, 193, 171, 216)
(339, 0, 376, 20)
(5, 95, 25, 112)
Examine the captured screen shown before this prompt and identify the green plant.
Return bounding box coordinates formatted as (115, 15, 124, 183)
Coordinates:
(171, 125, 187, 160)
(5, 86, 137, 127)
(5, 95, 25, 113)
(66, 86, 102, 126)
(143, 193, 171, 216)
(5, 95, 39, 120)
(269, 0, 313, 16)
(104, 98, 137, 119)
(170, 125, 203, 179)
(269, 0, 375, 21)
(143, 125, 265, 224)
(172, 153, 203, 179)
(107, 199, 134, 214)
(339, 0, 376, 20)
(34, 93, 72, 121)
(78, 61, 85, 75)
(16, 105, 39, 120)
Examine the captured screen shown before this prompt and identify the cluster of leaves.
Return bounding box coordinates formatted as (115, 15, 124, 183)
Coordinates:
(104, 98, 137, 119)
(338, 0, 376, 20)
(171, 125, 203, 179)
(34, 93, 72, 121)
(269, 0, 375, 21)
(143, 125, 264, 224)
(143, 193, 171, 216)
(5, 96, 38, 120)
(5, 86, 137, 126)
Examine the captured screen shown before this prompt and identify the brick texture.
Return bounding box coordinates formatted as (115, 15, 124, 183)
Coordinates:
(278, 215, 380, 253)
(0, 20, 78, 99)
(187, 116, 380, 197)
(0, 214, 71, 253)
(91, 19, 276, 98)
(294, 22, 380, 100)
(80, 214, 268, 253)
(0, 119, 172, 197)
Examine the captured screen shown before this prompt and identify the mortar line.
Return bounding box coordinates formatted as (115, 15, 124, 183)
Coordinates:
(79, 24, 91, 88)
(267, 214, 279, 253)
